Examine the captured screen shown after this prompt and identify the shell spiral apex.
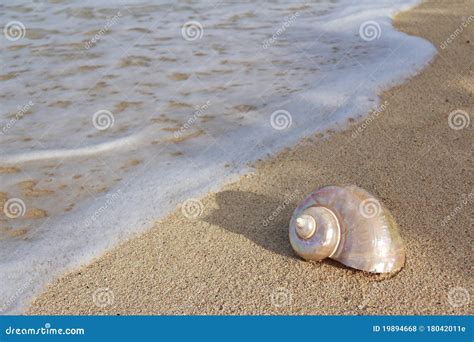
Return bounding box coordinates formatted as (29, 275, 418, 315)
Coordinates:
(289, 185, 405, 273)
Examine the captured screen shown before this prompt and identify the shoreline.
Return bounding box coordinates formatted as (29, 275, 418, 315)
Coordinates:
(28, 0, 472, 315)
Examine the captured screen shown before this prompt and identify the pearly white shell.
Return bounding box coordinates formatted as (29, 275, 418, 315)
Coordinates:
(289, 185, 405, 273)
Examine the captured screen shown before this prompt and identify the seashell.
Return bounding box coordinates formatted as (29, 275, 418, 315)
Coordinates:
(289, 185, 405, 273)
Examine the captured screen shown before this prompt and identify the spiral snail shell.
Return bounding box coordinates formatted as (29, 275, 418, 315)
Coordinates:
(289, 185, 405, 273)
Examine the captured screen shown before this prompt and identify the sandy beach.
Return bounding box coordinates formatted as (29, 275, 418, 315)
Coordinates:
(27, 0, 472, 315)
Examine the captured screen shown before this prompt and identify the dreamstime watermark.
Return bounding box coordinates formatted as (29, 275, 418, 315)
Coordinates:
(352, 100, 388, 138)
(359, 197, 381, 219)
(440, 15, 474, 49)
(92, 288, 115, 308)
(263, 189, 301, 227)
(448, 109, 470, 130)
(0, 278, 34, 313)
(358, 282, 381, 310)
(0, 100, 34, 136)
(3, 20, 26, 41)
(359, 20, 381, 41)
(92, 109, 115, 131)
(447, 287, 470, 308)
(270, 109, 292, 130)
(262, 12, 300, 49)
(181, 21, 203, 41)
(174, 100, 211, 139)
(5, 323, 85, 336)
(84, 190, 122, 227)
(440, 192, 473, 227)
(3, 198, 26, 219)
(84, 11, 122, 49)
(270, 287, 292, 308)
(181, 198, 204, 219)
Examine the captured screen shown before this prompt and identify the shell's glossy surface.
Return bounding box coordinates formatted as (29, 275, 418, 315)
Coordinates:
(289, 185, 405, 273)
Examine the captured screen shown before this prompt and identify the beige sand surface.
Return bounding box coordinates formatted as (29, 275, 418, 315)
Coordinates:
(28, 0, 472, 315)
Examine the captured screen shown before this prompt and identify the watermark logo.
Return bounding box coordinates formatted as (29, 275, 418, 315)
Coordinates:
(181, 21, 203, 41)
(448, 109, 470, 130)
(441, 192, 473, 226)
(92, 110, 114, 131)
(358, 282, 380, 310)
(5, 322, 85, 335)
(181, 199, 204, 219)
(84, 11, 122, 49)
(174, 100, 211, 139)
(271, 287, 292, 308)
(263, 189, 301, 226)
(352, 100, 388, 138)
(3, 198, 26, 219)
(4, 21, 26, 42)
(92, 288, 114, 308)
(262, 12, 299, 49)
(270, 110, 292, 130)
(440, 15, 474, 49)
(1, 100, 34, 136)
(447, 287, 470, 308)
(0, 278, 34, 313)
(84, 190, 122, 227)
(359, 21, 381, 41)
(359, 197, 381, 218)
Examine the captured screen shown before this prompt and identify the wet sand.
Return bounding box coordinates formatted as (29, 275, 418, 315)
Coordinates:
(28, 0, 472, 315)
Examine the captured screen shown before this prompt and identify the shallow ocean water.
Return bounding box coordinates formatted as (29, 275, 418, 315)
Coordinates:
(0, 0, 435, 313)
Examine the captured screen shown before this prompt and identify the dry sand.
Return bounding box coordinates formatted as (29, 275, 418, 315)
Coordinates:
(28, 0, 472, 315)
